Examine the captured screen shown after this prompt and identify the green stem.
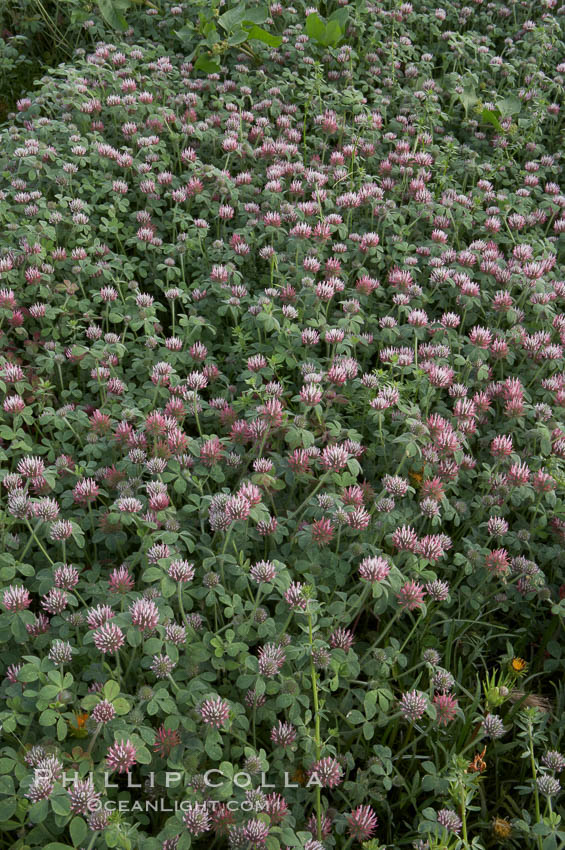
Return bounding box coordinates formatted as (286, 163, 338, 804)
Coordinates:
(168, 674, 181, 693)
(177, 583, 190, 630)
(24, 519, 54, 565)
(19, 519, 43, 562)
(123, 649, 137, 682)
(288, 470, 332, 524)
(85, 832, 98, 849)
(334, 524, 342, 556)
(249, 586, 263, 624)
(114, 650, 122, 683)
(359, 609, 402, 664)
(528, 720, 544, 850)
(87, 502, 98, 563)
(529, 493, 543, 533)
(85, 723, 102, 758)
(56, 360, 64, 396)
(279, 611, 293, 638)
(308, 611, 322, 841)
(194, 395, 203, 438)
(348, 583, 370, 625)
(399, 610, 425, 654)
(72, 589, 89, 609)
(461, 782, 469, 847)
(218, 527, 233, 587)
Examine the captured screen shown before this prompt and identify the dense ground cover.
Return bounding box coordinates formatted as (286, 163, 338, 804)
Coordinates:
(0, 1, 564, 848)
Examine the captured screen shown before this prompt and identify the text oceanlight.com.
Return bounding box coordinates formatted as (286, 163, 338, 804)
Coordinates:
(87, 800, 272, 813)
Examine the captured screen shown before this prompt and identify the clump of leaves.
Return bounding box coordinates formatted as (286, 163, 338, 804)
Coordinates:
(176, 2, 282, 74)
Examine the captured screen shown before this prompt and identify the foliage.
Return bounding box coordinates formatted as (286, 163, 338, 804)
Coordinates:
(305, 9, 349, 48)
(0, 0, 564, 849)
(176, 2, 283, 75)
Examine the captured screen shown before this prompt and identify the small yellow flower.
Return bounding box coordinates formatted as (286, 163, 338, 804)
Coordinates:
(67, 711, 90, 738)
(510, 657, 527, 676)
(492, 817, 512, 839)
